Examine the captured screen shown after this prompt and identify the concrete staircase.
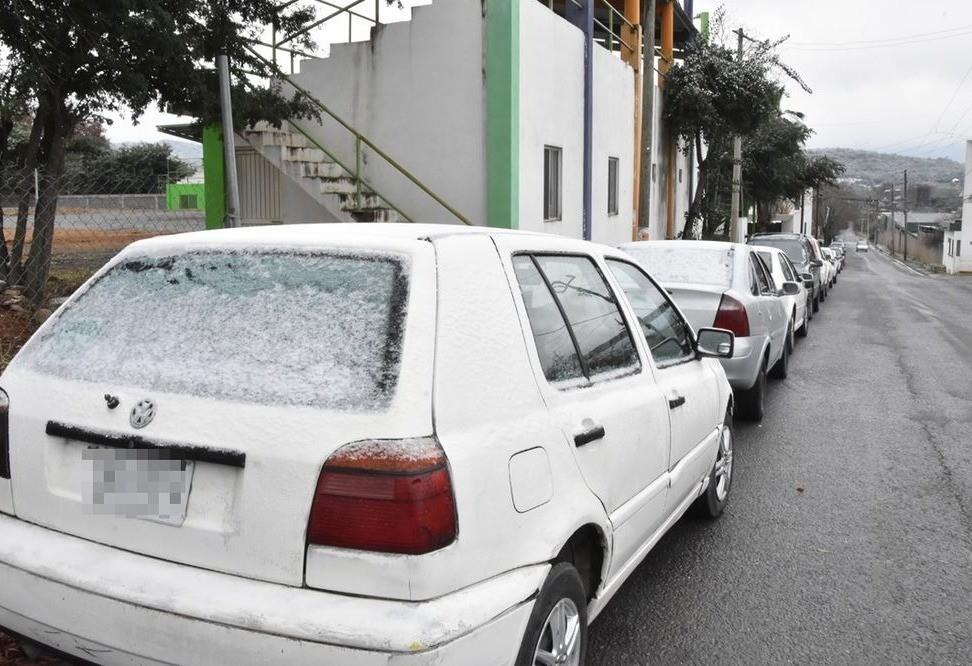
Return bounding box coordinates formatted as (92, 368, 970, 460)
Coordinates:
(238, 123, 400, 223)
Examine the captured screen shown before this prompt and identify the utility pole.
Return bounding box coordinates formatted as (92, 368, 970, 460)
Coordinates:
(217, 54, 242, 228)
(729, 28, 744, 242)
(889, 183, 895, 255)
(902, 169, 909, 262)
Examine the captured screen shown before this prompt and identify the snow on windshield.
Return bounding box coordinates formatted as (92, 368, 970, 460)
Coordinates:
(626, 246, 732, 287)
(21, 251, 409, 410)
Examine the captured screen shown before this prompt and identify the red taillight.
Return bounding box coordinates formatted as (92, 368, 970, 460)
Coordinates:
(713, 294, 750, 337)
(307, 437, 457, 555)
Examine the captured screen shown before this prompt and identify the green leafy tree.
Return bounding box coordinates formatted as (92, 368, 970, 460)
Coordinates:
(0, 0, 318, 303)
(743, 112, 843, 230)
(663, 11, 827, 238)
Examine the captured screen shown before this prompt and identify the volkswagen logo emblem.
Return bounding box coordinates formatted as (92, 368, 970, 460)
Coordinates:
(129, 399, 156, 429)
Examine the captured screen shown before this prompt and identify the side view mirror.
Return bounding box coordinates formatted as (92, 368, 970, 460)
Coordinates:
(780, 281, 801, 296)
(800, 272, 814, 283)
(810, 259, 824, 268)
(697, 328, 735, 359)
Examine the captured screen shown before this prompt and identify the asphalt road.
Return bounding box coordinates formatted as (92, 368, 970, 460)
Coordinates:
(589, 236, 972, 664)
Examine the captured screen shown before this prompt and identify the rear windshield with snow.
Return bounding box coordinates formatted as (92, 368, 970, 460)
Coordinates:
(625, 246, 732, 287)
(21, 251, 409, 410)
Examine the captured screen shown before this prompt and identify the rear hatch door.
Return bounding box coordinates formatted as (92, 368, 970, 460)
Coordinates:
(1, 239, 436, 586)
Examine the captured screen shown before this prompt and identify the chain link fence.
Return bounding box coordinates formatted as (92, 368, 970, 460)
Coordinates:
(0, 157, 206, 314)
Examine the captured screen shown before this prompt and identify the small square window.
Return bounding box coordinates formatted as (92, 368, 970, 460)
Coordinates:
(608, 157, 619, 216)
(544, 146, 562, 222)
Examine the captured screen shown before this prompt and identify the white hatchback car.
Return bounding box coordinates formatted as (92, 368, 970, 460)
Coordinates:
(0, 225, 735, 665)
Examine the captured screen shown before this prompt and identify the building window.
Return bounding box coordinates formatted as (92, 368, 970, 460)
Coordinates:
(543, 146, 562, 221)
(608, 157, 619, 216)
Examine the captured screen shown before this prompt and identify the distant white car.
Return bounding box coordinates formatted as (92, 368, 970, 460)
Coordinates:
(752, 246, 811, 341)
(856, 241, 869, 253)
(621, 240, 798, 421)
(0, 224, 736, 665)
(821, 248, 838, 286)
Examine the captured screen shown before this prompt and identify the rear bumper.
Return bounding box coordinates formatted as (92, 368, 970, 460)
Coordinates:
(0, 513, 541, 665)
(719, 336, 764, 391)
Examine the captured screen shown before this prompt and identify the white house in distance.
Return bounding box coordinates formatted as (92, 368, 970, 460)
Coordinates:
(164, 0, 701, 245)
(944, 140, 972, 274)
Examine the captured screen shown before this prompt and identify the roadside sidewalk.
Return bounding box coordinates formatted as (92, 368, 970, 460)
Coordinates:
(872, 244, 930, 277)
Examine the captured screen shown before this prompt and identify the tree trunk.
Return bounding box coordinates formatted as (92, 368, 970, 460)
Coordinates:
(24, 100, 69, 306)
(679, 132, 706, 239)
(9, 102, 47, 286)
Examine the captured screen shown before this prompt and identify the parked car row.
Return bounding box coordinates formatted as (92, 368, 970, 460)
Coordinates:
(0, 224, 841, 665)
(622, 230, 842, 421)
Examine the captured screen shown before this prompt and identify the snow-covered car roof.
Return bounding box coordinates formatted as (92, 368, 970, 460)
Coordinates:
(119, 223, 620, 258)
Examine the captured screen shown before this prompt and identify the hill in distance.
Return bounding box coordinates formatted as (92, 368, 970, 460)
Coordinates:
(809, 148, 963, 187)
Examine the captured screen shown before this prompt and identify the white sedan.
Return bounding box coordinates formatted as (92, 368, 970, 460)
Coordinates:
(621, 240, 798, 421)
(0, 224, 735, 665)
(753, 245, 811, 341)
(856, 241, 869, 253)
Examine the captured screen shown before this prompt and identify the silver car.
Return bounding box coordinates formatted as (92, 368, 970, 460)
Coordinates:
(621, 241, 799, 421)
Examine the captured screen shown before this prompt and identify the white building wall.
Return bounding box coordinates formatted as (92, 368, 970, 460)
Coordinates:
(590, 34, 635, 246)
(518, 0, 585, 240)
(517, 1, 634, 247)
(292, 0, 486, 225)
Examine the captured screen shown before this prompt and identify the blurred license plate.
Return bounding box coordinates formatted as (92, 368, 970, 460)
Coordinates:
(82, 448, 194, 526)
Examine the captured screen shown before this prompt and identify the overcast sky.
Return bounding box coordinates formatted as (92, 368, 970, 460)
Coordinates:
(107, 0, 972, 162)
(696, 0, 972, 161)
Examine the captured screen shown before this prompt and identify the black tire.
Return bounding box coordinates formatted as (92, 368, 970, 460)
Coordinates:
(736, 357, 767, 421)
(812, 293, 820, 313)
(770, 332, 789, 380)
(693, 409, 734, 519)
(797, 306, 810, 338)
(515, 562, 589, 666)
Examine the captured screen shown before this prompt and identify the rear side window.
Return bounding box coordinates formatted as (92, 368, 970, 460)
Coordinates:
(514, 254, 640, 384)
(512, 256, 584, 383)
(750, 254, 773, 294)
(20, 251, 408, 411)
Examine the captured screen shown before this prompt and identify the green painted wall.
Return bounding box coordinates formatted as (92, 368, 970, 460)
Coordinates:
(166, 183, 206, 211)
(202, 125, 226, 230)
(486, 0, 519, 229)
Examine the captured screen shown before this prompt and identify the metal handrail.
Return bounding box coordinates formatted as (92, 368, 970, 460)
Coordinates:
(275, 0, 381, 50)
(541, 0, 636, 59)
(244, 43, 473, 226)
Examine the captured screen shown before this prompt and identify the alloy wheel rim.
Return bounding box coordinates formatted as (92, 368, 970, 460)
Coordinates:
(534, 598, 582, 666)
(714, 426, 733, 502)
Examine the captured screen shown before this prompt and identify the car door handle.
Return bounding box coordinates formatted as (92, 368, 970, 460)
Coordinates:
(574, 424, 606, 447)
(668, 394, 686, 409)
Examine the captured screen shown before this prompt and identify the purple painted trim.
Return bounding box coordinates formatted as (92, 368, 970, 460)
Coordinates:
(567, 0, 594, 240)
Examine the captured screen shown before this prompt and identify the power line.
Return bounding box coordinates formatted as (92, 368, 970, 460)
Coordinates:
(933, 62, 972, 132)
(790, 23, 972, 47)
(784, 29, 972, 52)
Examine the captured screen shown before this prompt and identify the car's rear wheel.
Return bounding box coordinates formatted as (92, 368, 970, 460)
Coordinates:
(770, 332, 789, 379)
(694, 411, 734, 519)
(737, 356, 767, 421)
(516, 563, 588, 666)
(797, 306, 810, 338)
